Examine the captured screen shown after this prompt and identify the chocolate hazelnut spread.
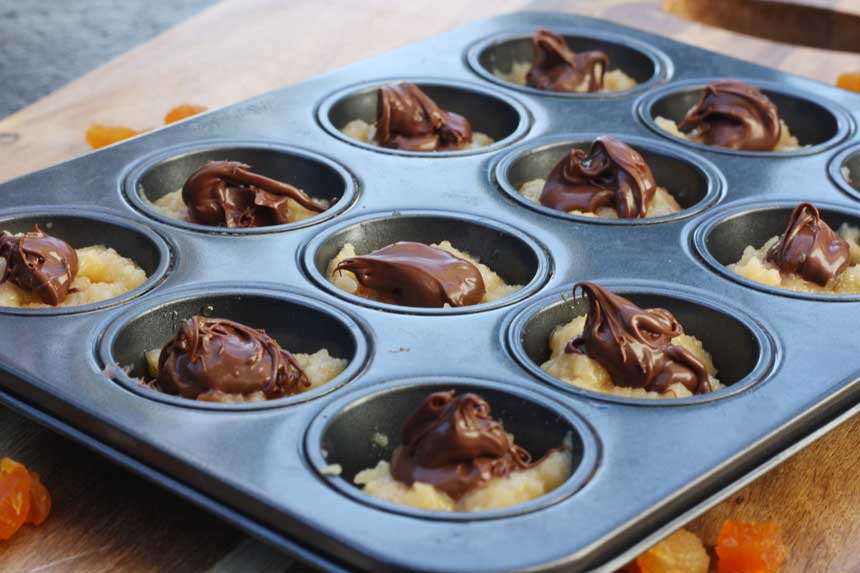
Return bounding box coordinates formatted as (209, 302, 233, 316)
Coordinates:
(335, 242, 486, 307)
(375, 82, 473, 151)
(765, 203, 850, 286)
(0, 227, 79, 306)
(156, 316, 309, 400)
(181, 161, 328, 228)
(526, 29, 608, 93)
(390, 391, 534, 499)
(539, 136, 657, 218)
(678, 80, 781, 151)
(565, 282, 712, 395)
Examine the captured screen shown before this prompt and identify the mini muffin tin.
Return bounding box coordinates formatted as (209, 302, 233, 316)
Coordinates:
(1, 12, 859, 573)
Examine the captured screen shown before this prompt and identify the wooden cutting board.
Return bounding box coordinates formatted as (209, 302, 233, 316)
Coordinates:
(1, 1, 859, 571)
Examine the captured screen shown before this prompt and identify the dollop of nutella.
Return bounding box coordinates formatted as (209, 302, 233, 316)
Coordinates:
(0, 226, 79, 306)
(335, 242, 486, 307)
(181, 161, 328, 228)
(375, 82, 473, 151)
(157, 316, 309, 400)
(390, 391, 533, 499)
(678, 80, 781, 151)
(765, 202, 850, 286)
(526, 29, 608, 93)
(539, 136, 657, 218)
(565, 282, 712, 394)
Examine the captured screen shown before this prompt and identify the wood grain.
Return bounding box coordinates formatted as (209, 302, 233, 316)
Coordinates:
(1, 1, 859, 571)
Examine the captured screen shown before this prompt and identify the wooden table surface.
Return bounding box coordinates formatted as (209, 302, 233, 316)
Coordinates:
(1, 1, 859, 571)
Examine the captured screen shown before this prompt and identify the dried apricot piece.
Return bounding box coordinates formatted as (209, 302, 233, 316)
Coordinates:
(164, 104, 207, 124)
(86, 124, 146, 149)
(0, 457, 32, 540)
(716, 520, 786, 573)
(633, 529, 710, 573)
(836, 73, 860, 93)
(25, 471, 51, 526)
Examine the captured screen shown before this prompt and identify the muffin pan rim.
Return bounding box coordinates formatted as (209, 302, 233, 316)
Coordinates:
(828, 142, 860, 203)
(693, 199, 860, 302)
(120, 139, 359, 235)
(492, 132, 725, 225)
(96, 283, 372, 411)
(505, 280, 778, 407)
(0, 206, 174, 317)
(301, 208, 553, 315)
(464, 27, 673, 99)
(636, 77, 855, 157)
(303, 376, 600, 522)
(315, 77, 532, 158)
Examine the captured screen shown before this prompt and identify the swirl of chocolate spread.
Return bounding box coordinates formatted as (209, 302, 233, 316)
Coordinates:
(157, 316, 309, 400)
(375, 82, 473, 151)
(390, 391, 533, 499)
(0, 226, 79, 306)
(765, 202, 850, 286)
(565, 282, 712, 395)
(335, 242, 486, 308)
(539, 136, 657, 218)
(181, 161, 329, 228)
(677, 80, 781, 151)
(525, 29, 608, 93)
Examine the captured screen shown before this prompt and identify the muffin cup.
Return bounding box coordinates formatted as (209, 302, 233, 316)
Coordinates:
(829, 143, 860, 203)
(0, 207, 172, 316)
(493, 133, 723, 224)
(638, 78, 852, 156)
(694, 200, 860, 301)
(506, 282, 776, 405)
(302, 210, 551, 314)
(122, 140, 357, 234)
(97, 284, 370, 410)
(316, 78, 531, 157)
(304, 377, 598, 521)
(466, 29, 671, 98)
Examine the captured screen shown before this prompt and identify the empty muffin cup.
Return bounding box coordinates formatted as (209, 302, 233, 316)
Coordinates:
(0, 208, 171, 315)
(98, 285, 369, 410)
(494, 134, 723, 224)
(303, 210, 550, 314)
(317, 78, 530, 157)
(507, 282, 774, 404)
(305, 377, 598, 520)
(122, 141, 357, 234)
(694, 201, 860, 300)
(829, 144, 860, 203)
(467, 29, 670, 97)
(639, 79, 851, 156)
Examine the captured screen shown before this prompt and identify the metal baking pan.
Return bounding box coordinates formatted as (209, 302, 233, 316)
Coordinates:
(1, 11, 859, 573)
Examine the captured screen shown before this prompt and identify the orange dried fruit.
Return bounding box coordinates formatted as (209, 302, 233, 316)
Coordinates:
(836, 73, 860, 93)
(0, 457, 32, 540)
(164, 104, 208, 125)
(25, 472, 51, 526)
(632, 529, 710, 573)
(86, 124, 146, 149)
(716, 520, 786, 573)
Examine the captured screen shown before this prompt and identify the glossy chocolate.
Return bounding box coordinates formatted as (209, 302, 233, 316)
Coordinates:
(390, 391, 533, 499)
(0, 226, 79, 306)
(335, 242, 486, 308)
(375, 82, 473, 151)
(157, 316, 309, 400)
(765, 202, 850, 286)
(526, 29, 608, 93)
(539, 136, 657, 218)
(678, 80, 781, 151)
(181, 160, 328, 228)
(565, 282, 712, 394)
